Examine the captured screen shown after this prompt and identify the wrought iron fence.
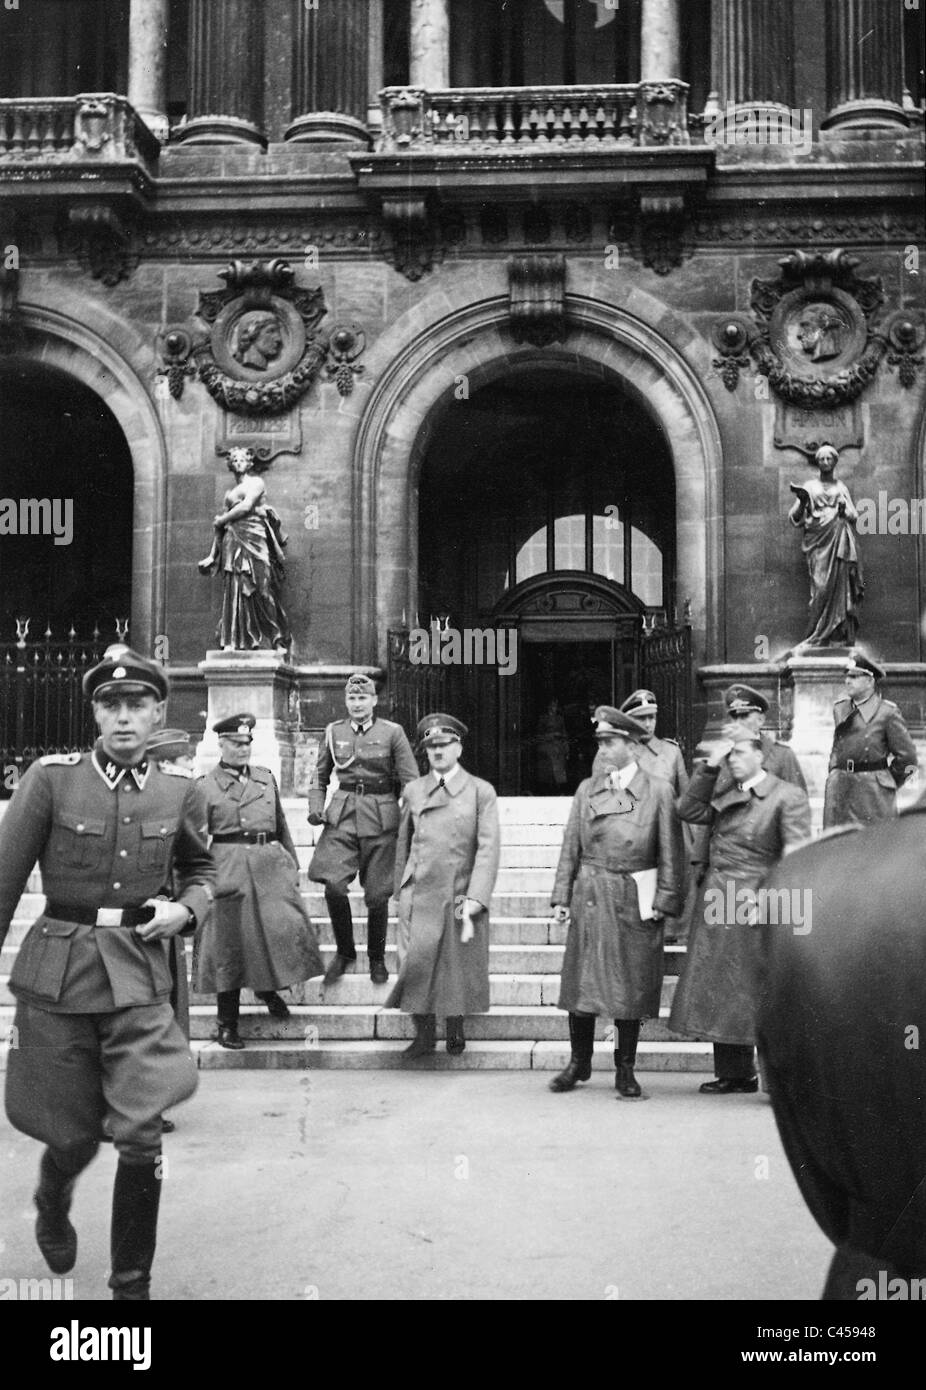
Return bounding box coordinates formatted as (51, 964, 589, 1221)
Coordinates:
(641, 614, 694, 766)
(0, 619, 129, 790)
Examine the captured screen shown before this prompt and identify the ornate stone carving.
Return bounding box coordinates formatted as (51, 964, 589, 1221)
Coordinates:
(883, 311, 925, 388)
(639, 194, 690, 276)
(508, 255, 566, 348)
(193, 258, 328, 414)
(155, 326, 197, 400)
(749, 249, 887, 407)
(325, 326, 366, 397)
(382, 199, 433, 281)
(711, 316, 753, 391)
(67, 204, 138, 286)
(638, 81, 690, 147)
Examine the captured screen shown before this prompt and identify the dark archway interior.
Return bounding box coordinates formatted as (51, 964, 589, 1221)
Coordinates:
(0, 360, 133, 642)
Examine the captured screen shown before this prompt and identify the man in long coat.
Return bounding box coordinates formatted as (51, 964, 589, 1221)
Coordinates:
(823, 653, 918, 828)
(385, 713, 500, 1059)
(757, 811, 926, 1297)
(195, 713, 323, 1049)
(549, 706, 683, 1098)
(669, 729, 811, 1094)
(0, 647, 215, 1300)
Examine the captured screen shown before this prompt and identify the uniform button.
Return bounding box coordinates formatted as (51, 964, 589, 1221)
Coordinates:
(76, 823, 85, 832)
(119, 849, 128, 858)
(123, 817, 131, 825)
(113, 882, 121, 890)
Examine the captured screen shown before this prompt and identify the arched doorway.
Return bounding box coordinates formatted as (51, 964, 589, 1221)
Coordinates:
(0, 359, 134, 776)
(417, 367, 675, 790)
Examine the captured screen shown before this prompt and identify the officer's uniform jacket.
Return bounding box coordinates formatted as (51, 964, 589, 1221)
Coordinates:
(0, 750, 214, 1012)
(823, 694, 918, 827)
(201, 763, 298, 864)
(308, 716, 419, 838)
(638, 734, 689, 797)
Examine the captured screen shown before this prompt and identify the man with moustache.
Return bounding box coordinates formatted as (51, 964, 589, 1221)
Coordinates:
(0, 647, 214, 1300)
(549, 706, 683, 1098)
(386, 714, 500, 1059)
(669, 727, 811, 1095)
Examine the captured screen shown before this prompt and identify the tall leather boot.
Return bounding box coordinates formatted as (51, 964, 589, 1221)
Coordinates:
(34, 1142, 97, 1274)
(549, 1013, 595, 1091)
(366, 901, 389, 984)
(404, 1013, 436, 1059)
(323, 889, 356, 984)
(446, 1016, 465, 1055)
(109, 1157, 162, 1301)
(614, 1018, 642, 1098)
(216, 989, 244, 1049)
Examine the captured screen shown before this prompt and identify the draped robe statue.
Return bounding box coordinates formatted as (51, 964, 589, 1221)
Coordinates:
(788, 445, 863, 647)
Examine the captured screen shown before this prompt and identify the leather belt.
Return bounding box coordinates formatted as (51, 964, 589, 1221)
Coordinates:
(211, 832, 278, 845)
(339, 781, 392, 796)
(45, 902, 155, 927)
(833, 758, 889, 773)
(579, 856, 631, 874)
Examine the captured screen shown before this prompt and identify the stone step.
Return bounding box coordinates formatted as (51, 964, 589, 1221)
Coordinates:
(188, 1039, 714, 1072)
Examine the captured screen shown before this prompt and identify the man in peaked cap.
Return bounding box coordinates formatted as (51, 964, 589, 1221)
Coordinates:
(618, 690, 689, 796)
(147, 727, 196, 770)
(717, 684, 807, 792)
(194, 713, 322, 1048)
(549, 705, 683, 1099)
(0, 645, 214, 1299)
(386, 713, 500, 1059)
(823, 653, 918, 828)
(307, 674, 419, 987)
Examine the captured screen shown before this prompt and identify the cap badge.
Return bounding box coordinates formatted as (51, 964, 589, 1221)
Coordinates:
(113, 667, 126, 679)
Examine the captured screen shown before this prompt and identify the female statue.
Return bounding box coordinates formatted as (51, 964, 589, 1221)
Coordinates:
(788, 444, 863, 647)
(199, 448, 291, 653)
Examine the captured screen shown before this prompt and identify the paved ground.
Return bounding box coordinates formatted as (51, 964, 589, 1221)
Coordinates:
(0, 1069, 833, 1302)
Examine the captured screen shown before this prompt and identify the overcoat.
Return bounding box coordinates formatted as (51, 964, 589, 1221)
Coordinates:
(823, 694, 918, 828)
(552, 767, 683, 1018)
(195, 764, 323, 992)
(669, 763, 811, 1045)
(757, 810, 926, 1289)
(385, 769, 500, 1016)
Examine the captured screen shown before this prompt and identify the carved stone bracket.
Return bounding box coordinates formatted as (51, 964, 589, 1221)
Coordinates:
(325, 325, 366, 396)
(638, 82, 690, 147)
(638, 194, 690, 276)
(155, 326, 197, 400)
(508, 255, 566, 347)
(192, 258, 329, 415)
(67, 204, 139, 286)
(383, 198, 433, 281)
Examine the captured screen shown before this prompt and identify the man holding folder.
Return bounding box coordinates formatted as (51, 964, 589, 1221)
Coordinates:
(549, 706, 683, 1099)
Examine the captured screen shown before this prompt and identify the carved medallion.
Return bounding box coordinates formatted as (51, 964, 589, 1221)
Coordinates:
(192, 258, 329, 415)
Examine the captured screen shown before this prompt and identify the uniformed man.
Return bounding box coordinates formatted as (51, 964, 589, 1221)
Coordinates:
(307, 674, 419, 986)
(0, 647, 215, 1300)
(822, 653, 918, 828)
(549, 706, 683, 1098)
(194, 713, 323, 1049)
(716, 684, 807, 792)
(618, 689, 689, 796)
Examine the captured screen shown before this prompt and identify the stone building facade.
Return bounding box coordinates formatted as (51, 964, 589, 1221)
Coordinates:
(0, 0, 924, 796)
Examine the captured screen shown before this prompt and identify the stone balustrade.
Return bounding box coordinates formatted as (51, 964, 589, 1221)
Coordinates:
(378, 81, 691, 153)
(0, 94, 160, 165)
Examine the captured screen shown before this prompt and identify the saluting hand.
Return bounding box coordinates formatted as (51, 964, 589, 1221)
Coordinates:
(136, 899, 193, 940)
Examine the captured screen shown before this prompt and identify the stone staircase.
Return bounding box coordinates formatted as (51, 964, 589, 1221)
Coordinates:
(0, 797, 711, 1075)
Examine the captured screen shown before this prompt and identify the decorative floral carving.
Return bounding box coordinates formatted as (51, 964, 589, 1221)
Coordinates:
(325, 326, 366, 397)
(155, 327, 197, 400)
(884, 311, 926, 388)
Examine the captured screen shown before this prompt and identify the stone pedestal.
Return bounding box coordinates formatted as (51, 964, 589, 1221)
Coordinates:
(197, 650, 299, 790)
(781, 651, 853, 810)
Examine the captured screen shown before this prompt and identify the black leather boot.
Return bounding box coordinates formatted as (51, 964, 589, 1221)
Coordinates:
(446, 1016, 465, 1055)
(549, 1013, 595, 1091)
(215, 989, 244, 1049)
(109, 1158, 161, 1301)
(614, 1018, 642, 1098)
(34, 1143, 97, 1274)
(256, 990, 290, 1020)
(367, 902, 389, 983)
(404, 1014, 436, 1059)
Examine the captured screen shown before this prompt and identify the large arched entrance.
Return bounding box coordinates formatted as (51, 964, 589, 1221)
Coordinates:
(417, 366, 675, 789)
(0, 358, 135, 777)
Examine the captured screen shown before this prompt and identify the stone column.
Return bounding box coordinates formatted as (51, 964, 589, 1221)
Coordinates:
(409, 0, 449, 89)
(286, 0, 371, 145)
(710, 0, 794, 111)
(641, 0, 680, 80)
(176, 0, 265, 146)
(823, 0, 907, 130)
(127, 0, 170, 142)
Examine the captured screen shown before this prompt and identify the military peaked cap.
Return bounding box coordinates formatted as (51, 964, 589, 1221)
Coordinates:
(345, 674, 377, 695)
(845, 653, 884, 681)
(213, 712, 256, 742)
(592, 706, 648, 740)
(724, 683, 769, 715)
(416, 713, 468, 748)
(620, 689, 659, 717)
(147, 727, 193, 761)
(83, 645, 169, 702)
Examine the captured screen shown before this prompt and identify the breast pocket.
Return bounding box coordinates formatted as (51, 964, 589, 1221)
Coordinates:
(138, 819, 177, 873)
(53, 815, 107, 870)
